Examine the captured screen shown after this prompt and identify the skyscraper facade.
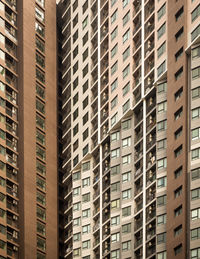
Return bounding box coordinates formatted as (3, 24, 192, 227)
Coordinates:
(58, 0, 200, 259)
(0, 0, 57, 258)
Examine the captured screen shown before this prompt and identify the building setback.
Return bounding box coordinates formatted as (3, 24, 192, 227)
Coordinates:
(57, 0, 200, 259)
(0, 0, 57, 258)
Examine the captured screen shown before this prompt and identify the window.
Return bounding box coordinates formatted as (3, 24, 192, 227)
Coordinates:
(122, 206, 131, 217)
(111, 78, 118, 92)
(158, 139, 167, 150)
(82, 240, 90, 250)
(158, 4, 166, 20)
(36, 0, 44, 7)
(157, 82, 167, 93)
(192, 66, 200, 80)
(122, 137, 131, 148)
(157, 195, 166, 207)
(192, 148, 200, 160)
(111, 27, 118, 41)
(73, 29, 78, 43)
(157, 233, 166, 244)
(111, 199, 120, 209)
(122, 154, 131, 165)
(123, 29, 130, 43)
(175, 126, 183, 139)
(82, 16, 88, 29)
(82, 161, 90, 171)
(122, 189, 131, 200)
(122, 64, 130, 79)
(157, 61, 166, 77)
(123, 0, 129, 8)
(83, 96, 88, 110)
(175, 47, 183, 61)
(174, 145, 182, 157)
(175, 186, 182, 198)
(123, 99, 130, 113)
(37, 191, 46, 206)
(191, 248, 200, 259)
(36, 177, 46, 191)
(82, 177, 90, 187)
(82, 0, 88, 14)
(36, 84, 45, 99)
(191, 227, 200, 241)
(82, 193, 90, 203)
(122, 171, 131, 182)
(73, 248, 81, 257)
(157, 214, 166, 225)
(157, 120, 167, 131)
(111, 9, 118, 24)
(123, 11, 130, 26)
(35, 21, 45, 38)
(111, 96, 118, 110)
(37, 237, 46, 251)
(192, 4, 200, 22)
(111, 249, 120, 259)
(111, 164, 120, 175)
(111, 44, 118, 58)
(191, 208, 200, 220)
(83, 31, 88, 45)
(122, 223, 131, 234)
(123, 47, 130, 61)
(82, 48, 88, 62)
(82, 208, 90, 218)
(111, 182, 120, 192)
(82, 80, 88, 93)
(191, 188, 200, 200)
(123, 82, 130, 96)
(122, 240, 131, 251)
(174, 205, 182, 217)
(111, 215, 120, 226)
(157, 176, 167, 188)
(192, 46, 200, 59)
(82, 224, 90, 234)
(175, 6, 184, 21)
(73, 232, 81, 242)
(111, 61, 118, 75)
(175, 87, 183, 101)
(158, 101, 167, 113)
(111, 131, 120, 142)
(157, 23, 166, 39)
(36, 68, 45, 83)
(82, 64, 88, 77)
(111, 113, 117, 126)
(192, 168, 200, 181)
(83, 112, 88, 125)
(73, 202, 81, 212)
(73, 124, 78, 137)
(192, 86, 200, 99)
(36, 145, 45, 161)
(111, 148, 120, 158)
(111, 232, 120, 243)
(73, 187, 81, 196)
(175, 27, 184, 41)
(122, 119, 131, 130)
(157, 42, 166, 58)
(73, 171, 81, 181)
(192, 107, 200, 119)
(174, 244, 182, 255)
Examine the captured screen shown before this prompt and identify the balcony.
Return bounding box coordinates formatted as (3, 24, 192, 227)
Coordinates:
(5, 22, 17, 43)
(145, 18, 154, 39)
(100, 22, 108, 42)
(5, 8, 17, 26)
(5, 0, 17, 10)
(133, 0, 141, 17)
(145, 1, 154, 21)
(146, 114, 156, 133)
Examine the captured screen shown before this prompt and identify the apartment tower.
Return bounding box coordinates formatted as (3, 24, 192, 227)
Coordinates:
(57, 0, 200, 259)
(0, 0, 57, 258)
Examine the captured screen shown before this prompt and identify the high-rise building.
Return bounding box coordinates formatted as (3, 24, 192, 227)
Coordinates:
(57, 0, 200, 259)
(0, 0, 57, 258)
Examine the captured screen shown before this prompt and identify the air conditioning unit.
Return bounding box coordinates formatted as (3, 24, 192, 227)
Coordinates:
(105, 241, 108, 248)
(13, 246, 18, 251)
(149, 152, 152, 158)
(149, 134, 153, 142)
(105, 208, 108, 214)
(149, 97, 153, 105)
(105, 176, 108, 181)
(147, 77, 151, 85)
(13, 169, 17, 175)
(148, 241, 152, 247)
(149, 170, 153, 178)
(13, 200, 18, 206)
(13, 215, 18, 221)
(147, 40, 151, 49)
(148, 224, 152, 229)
